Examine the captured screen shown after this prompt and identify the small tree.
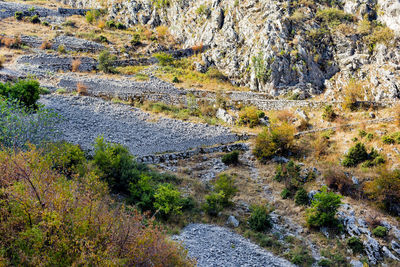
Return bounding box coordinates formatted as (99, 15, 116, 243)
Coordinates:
(253, 122, 295, 163)
(154, 183, 182, 216)
(294, 188, 309, 206)
(248, 205, 272, 232)
(98, 50, 116, 73)
(306, 187, 342, 228)
(213, 174, 237, 207)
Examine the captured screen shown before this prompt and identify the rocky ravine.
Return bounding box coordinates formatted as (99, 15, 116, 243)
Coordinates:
(39, 94, 238, 156)
(173, 224, 294, 267)
(57, 0, 400, 100)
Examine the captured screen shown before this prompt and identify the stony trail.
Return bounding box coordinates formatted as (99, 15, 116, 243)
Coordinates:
(39, 94, 238, 156)
(173, 224, 294, 267)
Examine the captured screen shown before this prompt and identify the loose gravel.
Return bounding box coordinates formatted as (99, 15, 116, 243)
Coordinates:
(173, 224, 294, 267)
(39, 94, 238, 156)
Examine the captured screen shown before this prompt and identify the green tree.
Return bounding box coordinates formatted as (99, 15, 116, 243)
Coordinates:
(154, 183, 182, 216)
(306, 187, 342, 228)
(98, 50, 116, 73)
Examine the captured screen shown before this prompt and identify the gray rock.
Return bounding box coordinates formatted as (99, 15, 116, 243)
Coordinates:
(272, 156, 289, 163)
(352, 176, 359, 185)
(216, 108, 236, 125)
(296, 109, 309, 121)
(39, 94, 238, 157)
(392, 240, 400, 255)
(350, 260, 364, 267)
(226, 215, 240, 228)
(172, 224, 295, 267)
(382, 246, 400, 261)
(364, 236, 382, 265)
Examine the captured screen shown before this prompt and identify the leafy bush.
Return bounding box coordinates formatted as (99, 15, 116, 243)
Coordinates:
(372, 226, 387, 238)
(57, 44, 66, 53)
(203, 191, 225, 216)
(248, 205, 272, 232)
(342, 142, 384, 167)
(0, 146, 193, 266)
(0, 79, 40, 109)
(93, 136, 143, 193)
(30, 15, 40, 24)
(154, 183, 182, 216)
(0, 99, 59, 148)
(306, 187, 342, 228)
(342, 80, 363, 111)
(105, 20, 116, 29)
(14, 11, 23, 20)
(281, 188, 290, 199)
(115, 22, 126, 30)
(316, 8, 353, 28)
(154, 52, 174, 66)
(347, 237, 364, 254)
(253, 122, 295, 163)
(44, 142, 86, 177)
(365, 169, 400, 215)
(295, 188, 309, 206)
(274, 161, 304, 195)
(382, 132, 400, 144)
(213, 174, 237, 206)
(98, 50, 116, 73)
(202, 174, 237, 216)
(238, 106, 265, 128)
(221, 150, 240, 165)
(290, 248, 315, 266)
(322, 105, 337, 121)
(130, 33, 141, 46)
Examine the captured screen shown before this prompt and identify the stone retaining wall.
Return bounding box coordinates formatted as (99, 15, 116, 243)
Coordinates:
(136, 142, 249, 164)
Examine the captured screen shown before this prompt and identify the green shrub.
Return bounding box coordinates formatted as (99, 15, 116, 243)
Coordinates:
(85, 9, 100, 24)
(0, 98, 59, 148)
(253, 123, 295, 162)
(221, 151, 240, 165)
(295, 188, 309, 206)
(382, 135, 395, 144)
(98, 50, 116, 73)
(105, 20, 116, 29)
(238, 106, 265, 128)
(130, 33, 141, 46)
(154, 52, 174, 66)
(306, 187, 342, 228)
(372, 226, 387, 238)
(281, 188, 291, 199)
(154, 183, 182, 216)
(322, 105, 337, 121)
(172, 76, 180, 83)
(14, 11, 23, 20)
(98, 35, 108, 43)
(202, 191, 224, 216)
(347, 236, 364, 254)
(289, 247, 315, 266)
(30, 15, 40, 24)
(42, 20, 49, 26)
(316, 8, 353, 28)
(366, 133, 374, 141)
(0, 79, 40, 109)
(115, 22, 126, 30)
(274, 161, 304, 194)
(44, 142, 86, 177)
(342, 142, 384, 167)
(57, 45, 66, 53)
(93, 136, 143, 193)
(358, 130, 367, 138)
(318, 259, 332, 267)
(213, 174, 237, 207)
(248, 205, 272, 232)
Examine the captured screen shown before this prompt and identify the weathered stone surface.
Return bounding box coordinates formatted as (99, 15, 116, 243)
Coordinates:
(39, 94, 239, 156)
(226, 215, 240, 228)
(172, 224, 295, 267)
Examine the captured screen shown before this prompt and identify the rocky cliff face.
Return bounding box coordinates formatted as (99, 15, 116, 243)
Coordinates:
(58, 0, 400, 100)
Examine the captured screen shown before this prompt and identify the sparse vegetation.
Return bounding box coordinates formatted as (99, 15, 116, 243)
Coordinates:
(253, 123, 295, 163)
(221, 151, 240, 165)
(238, 106, 265, 128)
(342, 142, 385, 167)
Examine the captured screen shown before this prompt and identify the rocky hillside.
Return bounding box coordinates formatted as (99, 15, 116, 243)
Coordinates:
(57, 0, 400, 99)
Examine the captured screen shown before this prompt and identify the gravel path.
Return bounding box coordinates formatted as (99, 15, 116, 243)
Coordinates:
(173, 224, 294, 267)
(39, 94, 238, 156)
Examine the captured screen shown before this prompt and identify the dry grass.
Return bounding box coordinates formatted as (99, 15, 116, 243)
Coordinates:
(0, 55, 5, 69)
(192, 43, 204, 53)
(71, 59, 81, 72)
(40, 40, 52, 50)
(0, 36, 21, 49)
(76, 82, 89, 96)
